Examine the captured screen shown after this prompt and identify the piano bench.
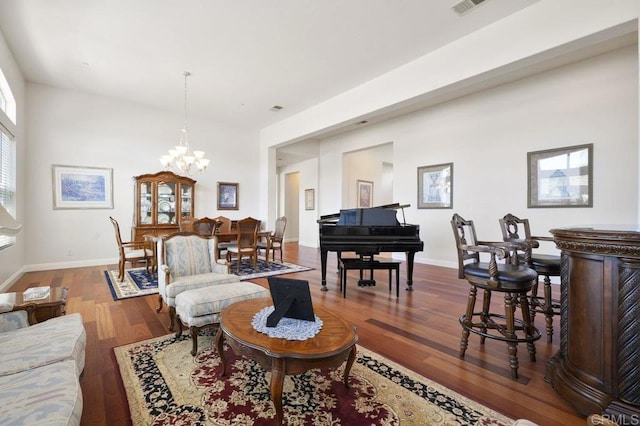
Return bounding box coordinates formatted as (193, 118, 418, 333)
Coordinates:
(338, 258, 400, 298)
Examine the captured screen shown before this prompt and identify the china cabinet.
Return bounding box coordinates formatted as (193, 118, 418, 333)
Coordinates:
(132, 171, 196, 241)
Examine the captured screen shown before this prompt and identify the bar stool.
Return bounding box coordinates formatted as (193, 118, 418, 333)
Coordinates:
(499, 213, 561, 343)
(451, 214, 541, 379)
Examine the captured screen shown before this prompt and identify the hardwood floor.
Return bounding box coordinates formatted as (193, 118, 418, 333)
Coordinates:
(10, 242, 585, 425)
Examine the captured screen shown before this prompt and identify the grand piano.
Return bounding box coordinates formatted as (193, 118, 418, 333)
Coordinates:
(318, 203, 424, 291)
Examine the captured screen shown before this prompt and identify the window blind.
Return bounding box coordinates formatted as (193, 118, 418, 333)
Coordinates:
(0, 124, 16, 250)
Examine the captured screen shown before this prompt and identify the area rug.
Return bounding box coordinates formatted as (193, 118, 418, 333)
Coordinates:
(105, 260, 313, 301)
(229, 258, 313, 280)
(114, 333, 513, 425)
(104, 268, 158, 301)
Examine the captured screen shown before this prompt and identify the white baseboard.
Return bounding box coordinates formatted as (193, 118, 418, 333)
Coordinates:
(23, 257, 117, 272)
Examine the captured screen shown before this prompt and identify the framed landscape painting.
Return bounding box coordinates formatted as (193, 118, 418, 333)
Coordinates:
(217, 182, 239, 210)
(527, 143, 593, 208)
(417, 162, 453, 209)
(52, 165, 113, 209)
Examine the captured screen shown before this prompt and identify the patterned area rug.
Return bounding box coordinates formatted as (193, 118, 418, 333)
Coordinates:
(105, 260, 312, 300)
(114, 333, 513, 425)
(229, 258, 313, 280)
(104, 268, 158, 301)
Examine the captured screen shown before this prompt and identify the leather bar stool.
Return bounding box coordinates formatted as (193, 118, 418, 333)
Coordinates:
(451, 214, 541, 379)
(499, 213, 561, 343)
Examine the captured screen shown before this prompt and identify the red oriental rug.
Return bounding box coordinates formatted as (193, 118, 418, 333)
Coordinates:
(114, 333, 513, 425)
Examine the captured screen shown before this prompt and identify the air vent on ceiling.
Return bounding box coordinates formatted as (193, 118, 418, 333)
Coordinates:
(452, 0, 488, 16)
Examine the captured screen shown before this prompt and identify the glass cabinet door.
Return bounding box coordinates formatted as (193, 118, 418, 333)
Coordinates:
(139, 181, 153, 225)
(157, 181, 176, 224)
(181, 183, 193, 219)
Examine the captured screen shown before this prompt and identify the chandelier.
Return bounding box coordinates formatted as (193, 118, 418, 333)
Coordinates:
(160, 71, 210, 174)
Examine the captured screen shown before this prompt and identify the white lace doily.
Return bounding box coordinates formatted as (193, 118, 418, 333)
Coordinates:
(252, 306, 323, 340)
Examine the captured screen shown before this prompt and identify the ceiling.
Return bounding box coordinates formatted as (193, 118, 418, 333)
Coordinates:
(0, 0, 541, 134)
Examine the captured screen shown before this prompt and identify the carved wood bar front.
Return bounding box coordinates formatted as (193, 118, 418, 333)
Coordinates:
(546, 226, 640, 423)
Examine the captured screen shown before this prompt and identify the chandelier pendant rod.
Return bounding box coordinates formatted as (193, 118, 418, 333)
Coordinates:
(159, 70, 209, 174)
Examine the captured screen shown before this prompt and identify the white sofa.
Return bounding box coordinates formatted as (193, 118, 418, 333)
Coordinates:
(0, 309, 86, 425)
(157, 233, 241, 330)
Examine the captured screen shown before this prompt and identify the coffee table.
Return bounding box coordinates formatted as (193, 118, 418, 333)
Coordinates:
(215, 298, 358, 426)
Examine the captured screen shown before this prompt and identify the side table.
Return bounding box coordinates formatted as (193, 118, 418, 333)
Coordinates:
(12, 287, 68, 324)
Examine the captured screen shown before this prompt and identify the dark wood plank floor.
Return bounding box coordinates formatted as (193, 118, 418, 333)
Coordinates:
(10, 243, 585, 425)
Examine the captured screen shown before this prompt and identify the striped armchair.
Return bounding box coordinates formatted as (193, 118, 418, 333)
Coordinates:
(157, 232, 240, 330)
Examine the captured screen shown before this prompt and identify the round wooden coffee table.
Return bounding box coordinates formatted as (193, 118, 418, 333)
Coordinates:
(215, 297, 358, 426)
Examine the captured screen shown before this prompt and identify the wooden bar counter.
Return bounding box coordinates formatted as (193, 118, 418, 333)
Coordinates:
(547, 225, 640, 422)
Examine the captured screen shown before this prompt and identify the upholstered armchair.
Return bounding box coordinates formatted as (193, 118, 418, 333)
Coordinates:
(157, 232, 240, 330)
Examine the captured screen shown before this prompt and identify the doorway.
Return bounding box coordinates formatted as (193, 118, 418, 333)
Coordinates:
(283, 172, 300, 242)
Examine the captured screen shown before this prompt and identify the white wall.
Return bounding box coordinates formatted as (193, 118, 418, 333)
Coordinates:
(22, 83, 260, 270)
(313, 45, 638, 267)
(418, 45, 638, 266)
(342, 143, 393, 208)
(259, 0, 640, 229)
(0, 27, 26, 287)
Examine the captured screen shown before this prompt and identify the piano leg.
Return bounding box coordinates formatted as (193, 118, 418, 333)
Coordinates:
(406, 251, 416, 291)
(321, 249, 329, 291)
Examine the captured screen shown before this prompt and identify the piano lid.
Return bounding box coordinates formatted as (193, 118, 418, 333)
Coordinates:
(318, 203, 412, 226)
(337, 207, 399, 226)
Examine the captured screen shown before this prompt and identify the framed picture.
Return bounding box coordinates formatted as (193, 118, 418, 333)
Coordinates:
(305, 188, 315, 210)
(357, 180, 373, 208)
(417, 162, 453, 209)
(52, 165, 113, 209)
(217, 182, 239, 210)
(528, 143, 593, 208)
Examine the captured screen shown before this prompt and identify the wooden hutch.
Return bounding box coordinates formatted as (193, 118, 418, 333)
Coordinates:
(132, 171, 196, 242)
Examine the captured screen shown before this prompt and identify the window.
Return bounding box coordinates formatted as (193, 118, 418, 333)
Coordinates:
(0, 67, 17, 250)
(0, 126, 16, 249)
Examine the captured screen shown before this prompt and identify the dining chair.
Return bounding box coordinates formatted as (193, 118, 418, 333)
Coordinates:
(257, 216, 287, 265)
(213, 216, 234, 257)
(226, 217, 261, 273)
(179, 216, 196, 232)
(109, 216, 153, 282)
(192, 217, 218, 236)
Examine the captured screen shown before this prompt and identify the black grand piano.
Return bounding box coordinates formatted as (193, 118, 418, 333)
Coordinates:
(318, 203, 424, 291)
